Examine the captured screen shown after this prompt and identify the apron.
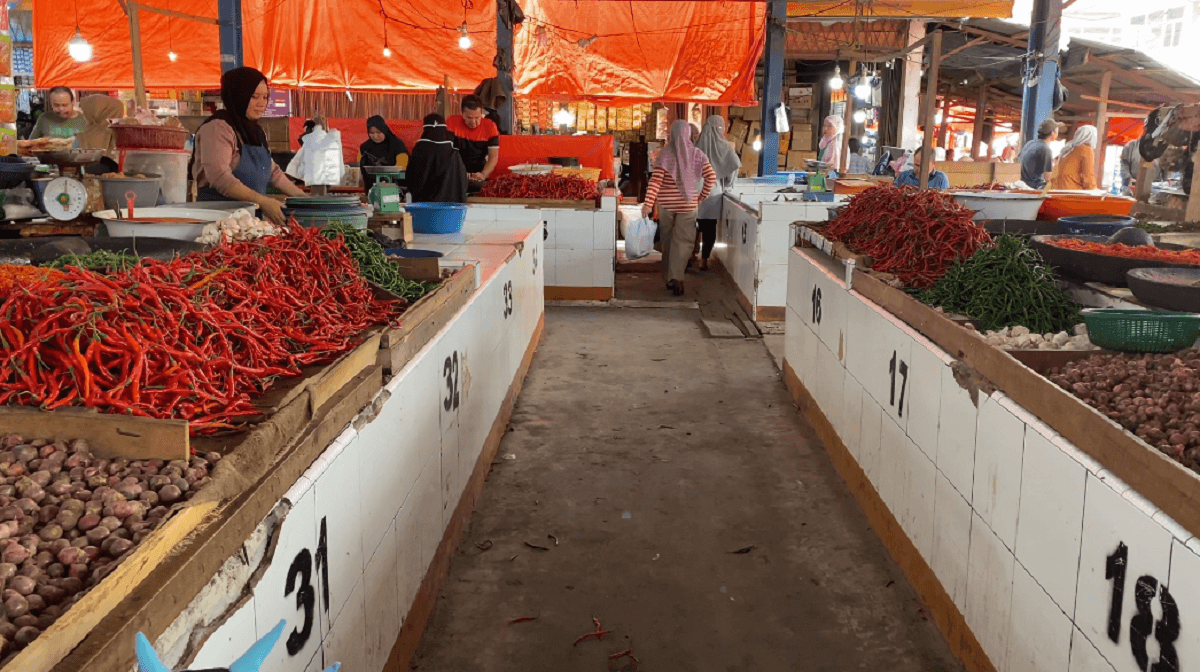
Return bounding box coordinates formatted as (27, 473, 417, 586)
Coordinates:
(198, 143, 272, 201)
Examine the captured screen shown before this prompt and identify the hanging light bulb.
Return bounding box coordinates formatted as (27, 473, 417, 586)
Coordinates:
(458, 23, 472, 49)
(168, 51, 178, 62)
(854, 80, 871, 101)
(853, 109, 867, 124)
(829, 65, 843, 91)
(68, 29, 92, 62)
(752, 134, 763, 152)
(552, 106, 575, 128)
(383, 46, 392, 57)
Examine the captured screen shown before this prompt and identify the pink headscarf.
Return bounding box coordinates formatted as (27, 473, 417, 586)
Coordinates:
(657, 120, 708, 202)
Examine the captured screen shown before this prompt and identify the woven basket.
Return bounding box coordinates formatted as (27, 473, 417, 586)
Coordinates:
(1082, 309, 1200, 353)
(552, 166, 601, 182)
(111, 125, 190, 151)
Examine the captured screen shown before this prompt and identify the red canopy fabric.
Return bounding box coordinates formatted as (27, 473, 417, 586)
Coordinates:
(1106, 117, 1144, 146)
(513, 0, 766, 105)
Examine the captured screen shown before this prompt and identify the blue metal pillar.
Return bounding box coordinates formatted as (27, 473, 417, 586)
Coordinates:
(218, 0, 243, 73)
(1020, 0, 1062, 145)
(496, 2, 515, 134)
(758, 0, 786, 176)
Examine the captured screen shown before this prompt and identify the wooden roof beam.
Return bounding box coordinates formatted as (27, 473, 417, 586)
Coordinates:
(1087, 52, 1200, 103)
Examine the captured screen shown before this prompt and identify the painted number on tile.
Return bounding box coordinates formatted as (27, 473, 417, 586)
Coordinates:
(741, 222, 747, 245)
(888, 351, 908, 417)
(444, 351, 461, 412)
(532, 243, 539, 275)
(811, 286, 822, 325)
(284, 516, 330, 655)
(1104, 541, 1180, 671)
(503, 281, 514, 319)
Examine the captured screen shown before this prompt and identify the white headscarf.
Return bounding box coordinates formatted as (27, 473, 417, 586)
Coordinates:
(1062, 125, 1098, 157)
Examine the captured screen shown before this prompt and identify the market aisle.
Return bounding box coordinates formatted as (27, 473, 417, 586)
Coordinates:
(410, 306, 962, 672)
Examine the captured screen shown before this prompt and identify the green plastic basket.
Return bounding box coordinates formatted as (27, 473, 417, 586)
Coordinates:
(1082, 309, 1200, 353)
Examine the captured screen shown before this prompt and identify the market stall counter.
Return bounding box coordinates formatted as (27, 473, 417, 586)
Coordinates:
(714, 179, 845, 322)
(782, 241, 1200, 672)
(7, 219, 544, 672)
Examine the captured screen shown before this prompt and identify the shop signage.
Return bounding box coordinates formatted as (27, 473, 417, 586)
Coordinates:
(264, 90, 291, 118)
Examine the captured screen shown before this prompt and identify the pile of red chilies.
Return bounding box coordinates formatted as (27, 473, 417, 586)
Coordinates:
(824, 185, 991, 289)
(0, 227, 404, 434)
(479, 173, 600, 202)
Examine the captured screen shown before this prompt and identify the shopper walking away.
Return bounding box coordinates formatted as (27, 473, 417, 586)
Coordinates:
(893, 145, 949, 190)
(818, 115, 844, 173)
(76, 95, 125, 171)
(405, 113, 468, 204)
(30, 87, 86, 140)
(1053, 124, 1098, 190)
(191, 67, 305, 225)
(1120, 138, 1142, 197)
(1019, 119, 1060, 189)
(694, 115, 739, 272)
(846, 138, 873, 175)
(642, 120, 716, 296)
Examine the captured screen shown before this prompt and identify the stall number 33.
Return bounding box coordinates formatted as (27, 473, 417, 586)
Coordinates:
(284, 517, 330, 656)
(1106, 542, 1180, 671)
(503, 281, 514, 319)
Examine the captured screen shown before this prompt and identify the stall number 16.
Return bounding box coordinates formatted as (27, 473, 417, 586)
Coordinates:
(1106, 542, 1180, 671)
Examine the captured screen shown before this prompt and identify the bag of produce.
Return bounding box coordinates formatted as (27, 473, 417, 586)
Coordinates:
(625, 217, 657, 260)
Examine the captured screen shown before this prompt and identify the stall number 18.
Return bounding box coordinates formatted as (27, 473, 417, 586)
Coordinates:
(1106, 542, 1180, 671)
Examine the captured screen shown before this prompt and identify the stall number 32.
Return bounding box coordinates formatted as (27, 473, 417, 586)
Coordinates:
(1106, 542, 1180, 671)
(285, 517, 330, 656)
(444, 351, 461, 412)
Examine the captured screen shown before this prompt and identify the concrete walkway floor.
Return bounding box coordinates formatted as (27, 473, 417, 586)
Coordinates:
(410, 305, 963, 672)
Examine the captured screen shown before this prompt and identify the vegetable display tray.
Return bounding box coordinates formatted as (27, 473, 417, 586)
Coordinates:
(982, 219, 1061, 239)
(1127, 268, 1200, 313)
(1082, 309, 1200, 353)
(1030, 234, 1200, 286)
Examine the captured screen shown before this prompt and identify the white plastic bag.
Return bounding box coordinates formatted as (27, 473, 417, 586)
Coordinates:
(286, 126, 346, 186)
(624, 216, 658, 260)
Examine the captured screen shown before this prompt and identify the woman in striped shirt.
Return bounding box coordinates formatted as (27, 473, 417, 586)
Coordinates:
(641, 120, 717, 296)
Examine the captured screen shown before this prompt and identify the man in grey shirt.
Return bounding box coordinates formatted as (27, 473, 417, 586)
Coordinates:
(1019, 119, 1059, 189)
(29, 87, 86, 140)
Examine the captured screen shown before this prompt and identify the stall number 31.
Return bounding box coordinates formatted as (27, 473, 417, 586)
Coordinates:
(284, 517, 330, 656)
(1106, 542, 1180, 671)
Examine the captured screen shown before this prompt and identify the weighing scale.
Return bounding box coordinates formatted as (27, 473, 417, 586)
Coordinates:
(805, 159, 832, 192)
(33, 150, 104, 222)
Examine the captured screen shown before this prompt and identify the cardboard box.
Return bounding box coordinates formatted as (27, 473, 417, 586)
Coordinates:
(787, 151, 807, 170)
(778, 155, 787, 168)
(742, 105, 762, 119)
(791, 108, 812, 122)
(748, 121, 761, 143)
(791, 133, 813, 152)
(729, 119, 750, 144)
(728, 133, 744, 154)
(788, 86, 814, 109)
(778, 131, 791, 155)
(739, 146, 758, 177)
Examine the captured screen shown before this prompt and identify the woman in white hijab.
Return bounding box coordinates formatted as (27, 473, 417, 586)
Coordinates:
(693, 115, 740, 270)
(818, 115, 844, 172)
(1052, 124, 1099, 190)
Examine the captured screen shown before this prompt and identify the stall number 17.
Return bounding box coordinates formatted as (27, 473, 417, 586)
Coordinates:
(1105, 542, 1180, 671)
(888, 351, 908, 417)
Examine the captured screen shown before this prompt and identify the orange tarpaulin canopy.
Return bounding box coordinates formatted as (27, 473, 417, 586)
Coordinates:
(33, 0, 497, 91)
(787, 1, 1013, 18)
(514, 0, 766, 105)
(35, 0, 763, 105)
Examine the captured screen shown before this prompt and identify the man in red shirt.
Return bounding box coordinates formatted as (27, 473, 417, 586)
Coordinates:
(446, 95, 501, 184)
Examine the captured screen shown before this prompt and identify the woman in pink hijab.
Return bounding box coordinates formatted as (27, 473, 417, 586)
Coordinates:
(818, 115, 844, 172)
(641, 120, 717, 296)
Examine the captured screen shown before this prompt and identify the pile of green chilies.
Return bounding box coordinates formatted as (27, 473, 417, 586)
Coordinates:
(47, 251, 140, 272)
(320, 223, 436, 302)
(917, 235, 1081, 334)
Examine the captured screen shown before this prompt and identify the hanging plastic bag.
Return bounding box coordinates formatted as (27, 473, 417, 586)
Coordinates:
(625, 216, 658, 260)
(286, 126, 346, 186)
(774, 103, 790, 134)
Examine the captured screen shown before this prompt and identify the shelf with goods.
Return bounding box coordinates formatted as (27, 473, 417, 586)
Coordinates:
(783, 186, 1200, 672)
(0, 219, 544, 672)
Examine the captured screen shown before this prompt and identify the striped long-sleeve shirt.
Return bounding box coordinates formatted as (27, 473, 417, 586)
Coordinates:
(645, 162, 717, 214)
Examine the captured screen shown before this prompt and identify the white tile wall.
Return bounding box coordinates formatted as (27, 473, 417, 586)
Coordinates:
(552, 210, 595, 249)
(1068, 628, 1117, 672)
(1007, 562, 1073, 672)
(554, 247, 593, 287)
(320, 578, 367, 672)
(902, 436, 936, 561)
(859, 390, 884, 491)
(593, 212, 617, 250)
(905, 343, 944, 461)
(786, 248, 810, 317)
(972, 394, 1026, 551)
(1167, 540, 1200, 669)
(784, 306, 806, 376)
(816, 341, 845, 437)
(363, 519, 401, 672)
(757, 263, 788, 311)
(966, 512, 1015, 672)
(190, 597, 258, 669)
(592, 253, 615, 288)
(810, 262, 848, 358)
(1015, 430, 1086, 616)
(879, 414, 907, 514)
(936, 364, 978, 502)
(841, 370, 865, 462)
(1075, 474, 1174, 669)
(312, 432, 364, 633)
(932, 471, 972, 612)
(254, 485, 322, 672)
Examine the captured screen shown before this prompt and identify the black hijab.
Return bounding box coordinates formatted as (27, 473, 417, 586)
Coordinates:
(405, 113, 467, 204)
(209, 67, 268, 147)
(359, 115, 407, 166)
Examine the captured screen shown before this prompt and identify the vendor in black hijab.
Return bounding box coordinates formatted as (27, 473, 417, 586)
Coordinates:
(405, 113, 467, 204)
(192, 67, 303, 225)
(359, 115, 408, 194)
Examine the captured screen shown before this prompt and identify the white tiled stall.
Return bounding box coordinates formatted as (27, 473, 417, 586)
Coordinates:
(784, 245, 1200, 672)
(149, 223, 545, 672)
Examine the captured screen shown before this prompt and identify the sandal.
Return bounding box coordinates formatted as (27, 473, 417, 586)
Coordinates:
(699, 259, 709, 271)
(671, 281, 686, 296)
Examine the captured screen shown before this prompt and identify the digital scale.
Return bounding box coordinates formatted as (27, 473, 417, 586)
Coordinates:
(805, 159, 832, 192)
